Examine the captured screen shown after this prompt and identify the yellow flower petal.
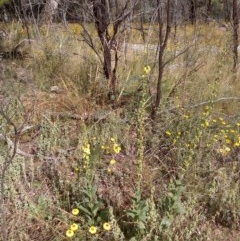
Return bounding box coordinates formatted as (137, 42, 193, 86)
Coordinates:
(72, 208, 79, 215)
(82, 144, 91, 155)
(89, 226, 97, 234)
(103, 222, 111, 231)
(109, 159, 116, 165)
(113, 143, 121, 154)
(165, 131, 171, 136)
(70, 223, 78, 231)
(66, 229, 74, 238)
(143, 65, 151, 74)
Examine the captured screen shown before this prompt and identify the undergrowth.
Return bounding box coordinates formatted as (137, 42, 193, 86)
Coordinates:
(0, 22, 240, 241)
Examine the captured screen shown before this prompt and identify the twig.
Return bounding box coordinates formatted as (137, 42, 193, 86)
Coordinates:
(0, 106, 29, 241)
(0, 134, 35, 157)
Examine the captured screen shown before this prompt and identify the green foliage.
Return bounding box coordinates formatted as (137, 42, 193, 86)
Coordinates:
(160, 179, 185, 233)
(75, 183, 106, 226)
(126, 189, 149, 238)
(28, 195, 52, 220)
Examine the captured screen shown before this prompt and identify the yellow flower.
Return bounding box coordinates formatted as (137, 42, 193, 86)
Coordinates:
(217, 148, 224, 154)
(107, 167, 112, 173)
(89, 226, 97, 234)
(225, 146, 231, 152)
(103, 222, 111, 231)
(82, 144, 91, 155)
(72, 208, 79, 215)
(70, 223, 78, 231)
(113, 143, 121, 154)
(225, 139, 231, 144)
(165, 131, 171, 136)
(110, 137, 115, 142)
(66, 229, 74, 238)
(143, 65, 151, 74)
(83, 152, 90, 160)
(234, 142, 240, 147)
(109, 159, 116, 165)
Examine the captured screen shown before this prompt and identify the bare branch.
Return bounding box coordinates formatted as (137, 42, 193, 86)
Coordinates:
(0, 104, 29, 241)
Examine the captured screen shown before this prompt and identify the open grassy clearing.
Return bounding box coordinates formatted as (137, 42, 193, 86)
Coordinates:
(0, 22, 240, 241)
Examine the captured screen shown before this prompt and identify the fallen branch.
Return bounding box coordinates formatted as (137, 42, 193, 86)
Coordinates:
(0, 134, 35, 157)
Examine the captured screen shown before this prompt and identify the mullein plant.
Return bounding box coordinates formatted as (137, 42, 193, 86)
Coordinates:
(125, 66, 151, 239)
(65, 126, 123, 240)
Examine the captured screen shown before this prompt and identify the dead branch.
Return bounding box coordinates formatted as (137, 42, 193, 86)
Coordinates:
(0, 105, 29, 241)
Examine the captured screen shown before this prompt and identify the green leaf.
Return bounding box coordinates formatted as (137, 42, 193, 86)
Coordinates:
(138, 221, 146, 230)
(92, 203, 101, 217)
(127, 212, 136, 219)
(78, 205, 92, 216)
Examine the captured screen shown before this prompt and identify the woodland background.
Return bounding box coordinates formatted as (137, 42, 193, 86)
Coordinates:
(0, 1, 240, 241)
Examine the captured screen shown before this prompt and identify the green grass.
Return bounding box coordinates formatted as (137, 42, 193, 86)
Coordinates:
(0, 22, 240, 241)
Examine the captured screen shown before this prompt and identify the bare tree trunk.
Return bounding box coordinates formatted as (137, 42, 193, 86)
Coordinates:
(40, 0, 59, 25)
(88, 0, 137, 99)
(206, 0, 212, 20)
(189, 0, 196, 24)
(92, 0, 114, 94)
(151, 0, 171, 119)
(232, 0, 239, 70)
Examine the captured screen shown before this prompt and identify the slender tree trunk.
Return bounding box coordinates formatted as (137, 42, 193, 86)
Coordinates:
(151, 0, 171, 119)
(92, 0, 115, 95)
(91, 0, 135, 98)
(189, 0, 196, 24)
(206, 0, 212, 20)
(232, 0, 239, 70)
